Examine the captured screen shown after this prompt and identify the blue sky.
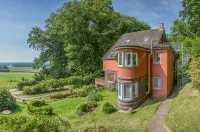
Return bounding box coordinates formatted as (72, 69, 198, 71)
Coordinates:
(0, 0, 181, 62)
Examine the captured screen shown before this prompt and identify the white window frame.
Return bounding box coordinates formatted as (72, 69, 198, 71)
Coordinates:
(124, 52, 132, 67)
(154, 53, 161, 64)
(132, 53, 138, 66)
(123, 84, 132, 100)
(118, 52, 123, 67)
(118, 83, 122, 99)
(118, 52, 138, 67)
(118, 82, 138, 100)
(153, 77, 161, 90)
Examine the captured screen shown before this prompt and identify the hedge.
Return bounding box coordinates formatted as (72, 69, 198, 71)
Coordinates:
(17, 80, 37, 90)
(0, 115, 70, 132)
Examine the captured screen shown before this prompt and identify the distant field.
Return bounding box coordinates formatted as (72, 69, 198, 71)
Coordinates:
(8, 67, 38, 73)
(0, 67, 35, 89)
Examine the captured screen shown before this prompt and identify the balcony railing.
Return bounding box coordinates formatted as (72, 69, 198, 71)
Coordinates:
(95, 77, 105, 86)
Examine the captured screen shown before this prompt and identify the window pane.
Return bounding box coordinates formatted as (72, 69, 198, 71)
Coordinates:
(154, 53, 161, 63)
(127, 54, 131, 65)
(125, 53, 131, 66)
(124, 85, 131, 98)
(132, 84, 135, 98)
(153, 78, 161, 89)
(118, 53, 122, 65)
(133, 53, 137, 65)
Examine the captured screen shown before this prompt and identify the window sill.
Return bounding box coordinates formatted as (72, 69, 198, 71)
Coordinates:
(152, 88, 161, 90)
(153, 62, 161, 64)
(118, 65, 139, 68)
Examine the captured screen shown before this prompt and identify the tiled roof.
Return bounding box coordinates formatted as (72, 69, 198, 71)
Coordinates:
(103, 29, 167, 59)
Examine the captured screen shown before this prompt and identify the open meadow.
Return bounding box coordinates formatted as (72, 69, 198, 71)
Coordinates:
(0, 67, 35, 89)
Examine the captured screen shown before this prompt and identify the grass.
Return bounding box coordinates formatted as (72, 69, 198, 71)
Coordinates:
(48, 89, 160, 131)
(0, 67, 35, 89)
(166, 83, 200, 132)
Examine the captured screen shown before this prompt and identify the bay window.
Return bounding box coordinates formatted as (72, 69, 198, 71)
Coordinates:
(118, 82, 138, 100)
(118, 52, 138, 67)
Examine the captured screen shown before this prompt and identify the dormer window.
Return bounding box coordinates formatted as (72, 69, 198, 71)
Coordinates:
(108, 52, 118, 58)
(144, 37, 150, 42)
(123, 39, 131, 45)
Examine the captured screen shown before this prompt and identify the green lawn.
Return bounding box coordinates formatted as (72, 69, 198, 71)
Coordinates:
(48, 90, 160, 131)
(166, 83, 200, 132)
(0, 68, 35, 89)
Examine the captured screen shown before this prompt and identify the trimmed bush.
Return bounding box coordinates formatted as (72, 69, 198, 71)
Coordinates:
(0, 89, 16, 112)
(50, 92, 73, 99)
(77, 102, 98, 116)
(17, 80, 37, 90)
(0, 115, 70, 131)
(102, 102, 116, 114)
(27, 100, 53, 115)
(87, 91, 102, 102)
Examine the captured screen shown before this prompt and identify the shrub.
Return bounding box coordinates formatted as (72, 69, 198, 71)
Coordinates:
(50, 92, 73, 99)
(17, 80, 37, 90)
(0, 89, 16, 112)
(0, 115, 70, 131)
(87, 91, 102, 102)
(23, 81, 48, 95)
(68, 76, 84, 88)
(82, 84, 95, 92)
(27, 100, 53, 115)
(102, 102, 116, 114)
(77, 102, 98, 116)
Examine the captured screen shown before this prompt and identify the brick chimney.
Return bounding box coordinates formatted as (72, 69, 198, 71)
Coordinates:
(159, 23, 164, 30)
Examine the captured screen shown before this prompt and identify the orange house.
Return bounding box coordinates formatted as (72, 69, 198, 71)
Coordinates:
(95, 23, 176, 110)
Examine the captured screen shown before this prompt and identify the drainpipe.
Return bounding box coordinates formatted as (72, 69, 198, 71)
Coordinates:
(148, 39, 153, 96)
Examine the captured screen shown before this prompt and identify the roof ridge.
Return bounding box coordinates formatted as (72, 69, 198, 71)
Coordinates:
(122, 29, 159, 36)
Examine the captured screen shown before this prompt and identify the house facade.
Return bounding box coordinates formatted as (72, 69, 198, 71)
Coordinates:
(95, 23, 176, 110)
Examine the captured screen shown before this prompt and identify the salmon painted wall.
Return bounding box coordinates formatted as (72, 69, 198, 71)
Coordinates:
(167, 50, 175, 96)
(103, 48, 149, 79)
(151, 49, 168, 97)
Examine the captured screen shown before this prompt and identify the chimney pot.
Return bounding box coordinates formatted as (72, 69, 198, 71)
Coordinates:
(159, 23, 164, 29)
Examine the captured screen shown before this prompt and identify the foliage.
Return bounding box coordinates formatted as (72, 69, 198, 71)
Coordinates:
(87, 90, 102, 101)
(68, 76, 84, 88)
(102, 102, 116, 114)
(0, 115, 70, 132)
(77, 102, 98, 116)
(27, 0, 150, 79)
(17, 80, 37, 90)
(82, 84, 95, 92)
(0, 89, 16, 112)
(50, 92, 73, 99)
(179, 0, 200, 36)
(27, 100, 53, 115)
(189, 56, 200, 89)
